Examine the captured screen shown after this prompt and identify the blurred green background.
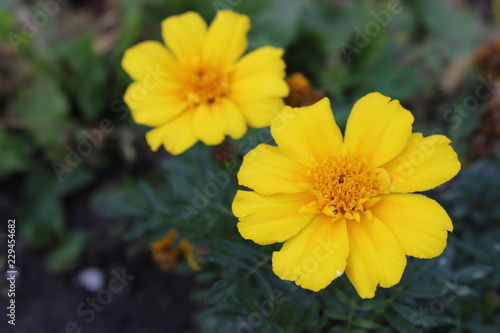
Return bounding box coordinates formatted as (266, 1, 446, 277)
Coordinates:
(1, 0, 500, 332)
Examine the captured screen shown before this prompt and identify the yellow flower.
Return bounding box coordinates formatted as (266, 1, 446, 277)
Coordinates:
(232, 93, 461, 298)
(121, 10, 289, 155)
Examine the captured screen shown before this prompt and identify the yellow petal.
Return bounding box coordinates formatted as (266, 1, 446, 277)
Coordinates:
(161, 11, 207, 63)
(345, 216, 406, 298)
(233, 191, 317, 245)
(272, 215, 349, 292)
(230, 73, 289, 100)
(192, 103, 226, 145)
(121, 41, 177, 81)
(229, 46, 288, 101)
(236, 97, 285, 128)
(124, 81, 187, 126)
(145, 108, 197, 155)
(371, 193, 452, 258)
(271, 98, 343, 167)
(344, 93, 414, 167)
(382, 133, 461, 193)
(203, 10, 250, 66)
(238, 144, 311, 194)
(232, 46, 286, 81)
(212, 98, 247, 140)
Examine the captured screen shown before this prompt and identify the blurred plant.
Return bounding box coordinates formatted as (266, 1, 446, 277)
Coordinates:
(474, 39, 500, 82)
(211, 140, 238, 168)
(0, 0, 145, 270)
(468, 89, 500, 159)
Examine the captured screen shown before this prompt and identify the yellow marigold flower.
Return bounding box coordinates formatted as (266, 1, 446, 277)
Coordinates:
(232, 93, 461, 298)
(121, 10, 289, 155)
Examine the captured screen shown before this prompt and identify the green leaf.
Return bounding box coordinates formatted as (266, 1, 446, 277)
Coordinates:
(0, 131, 33, 177)
(207, 277, 238, 304)
(15, 73, 70, 158)
(324, 308, 348, 320)
(46, 232, 87, 272)
(250, 0, 305, 48)
(402, 285, 444, 299)
(205, 252, 252, 271)
(0, 7, 14, 37)
(356, 299, 389, 311)
(464, 323, 500, 333)
(455, 265, 494, 283)
(351, 318, 381, 330)
(94, 198, 149, 218)
(384, 310, 419, 333)
(123, 217, 164, 240)
(140, 181, 166, 214)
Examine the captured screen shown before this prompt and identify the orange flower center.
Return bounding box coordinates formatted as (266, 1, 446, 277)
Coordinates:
(182, 63, 229, 105)
(310, 155, 390, 221)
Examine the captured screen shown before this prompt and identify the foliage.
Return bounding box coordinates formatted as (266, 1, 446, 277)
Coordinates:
(2, 0, 500, 331)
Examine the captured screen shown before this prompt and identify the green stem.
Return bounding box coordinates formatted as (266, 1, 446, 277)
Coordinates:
(246, 255, 271, 277)
(345, 298, 357, 332)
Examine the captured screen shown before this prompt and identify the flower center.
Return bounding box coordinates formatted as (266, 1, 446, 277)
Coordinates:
(310, 155, 390, 221)
(182, 63, 229, 105)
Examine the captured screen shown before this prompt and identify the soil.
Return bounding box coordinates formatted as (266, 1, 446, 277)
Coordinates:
(0, 173, 202, 333)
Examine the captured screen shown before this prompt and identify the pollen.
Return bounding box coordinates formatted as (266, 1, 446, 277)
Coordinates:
(310, 155, 390, 221)
(181, 62, 229, 105)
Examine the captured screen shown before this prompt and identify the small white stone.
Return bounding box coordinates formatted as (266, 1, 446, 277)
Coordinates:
(336, 270, 342, 276)
(77, 267, 105, 292)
